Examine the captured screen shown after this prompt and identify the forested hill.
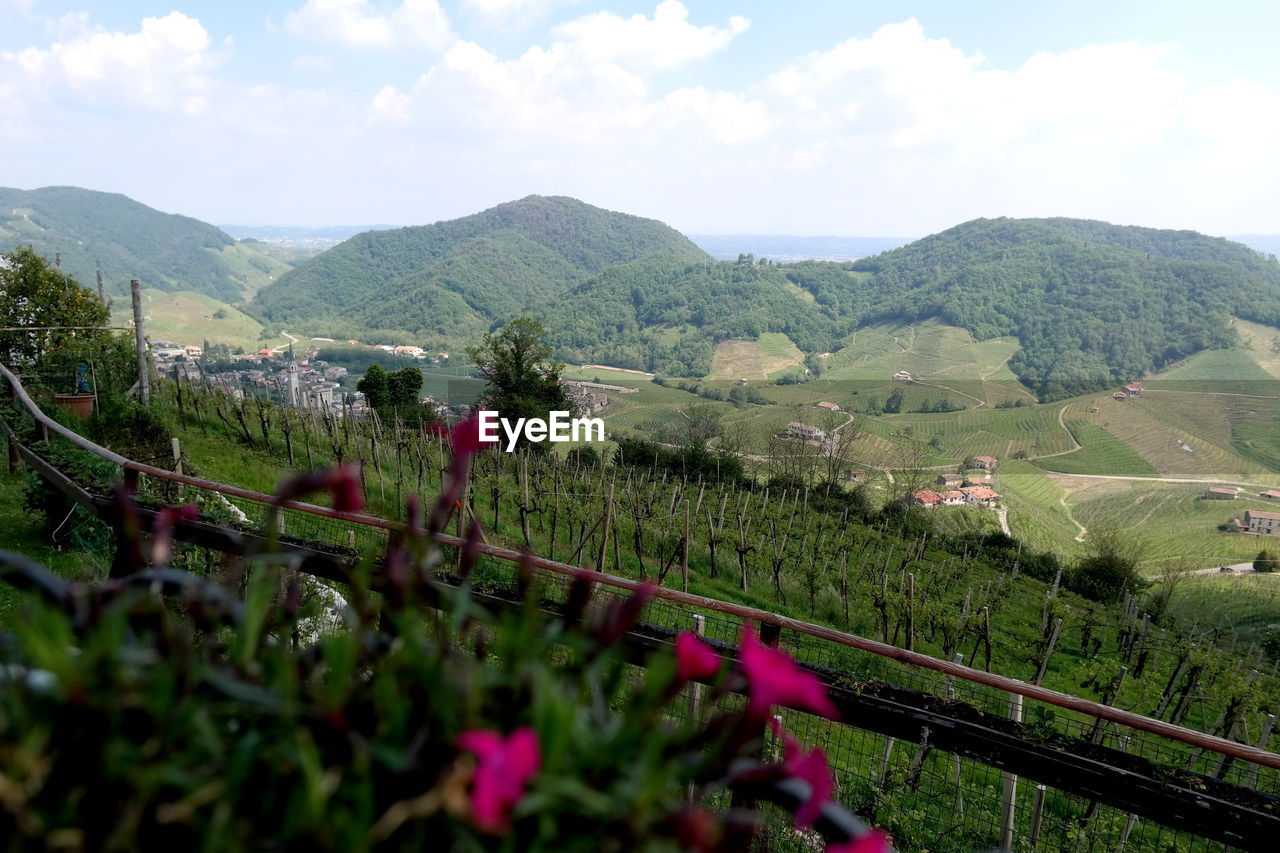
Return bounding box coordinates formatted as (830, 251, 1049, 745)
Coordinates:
(0, 186, 292, 302)
(848, 218, 1280, 396)
(250, 195, 710, 341)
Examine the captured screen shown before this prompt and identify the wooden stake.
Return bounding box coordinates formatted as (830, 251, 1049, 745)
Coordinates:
(130, 279, 150, 406)
(999, 693, 1024, 851)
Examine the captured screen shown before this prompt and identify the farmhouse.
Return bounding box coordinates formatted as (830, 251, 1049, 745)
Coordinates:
(960, 485, 1001, 506)
(1123, 382, 1143, 396)
(910, 490, 942, 508)
(842, 469, 864, 482)
(816, 401, 841, 412)
(1113, 392, 1128, 401)
(941, 489, 967, 506)
(1244, 510, 1280, 535)
(1261, 490, 1280, 501)
(971, 456, 997, 470)
(786, 422, 826, 441)
(893, 370, 913, 382)
(936, 473, 965, 487)
(1206, 487, 1237, 500)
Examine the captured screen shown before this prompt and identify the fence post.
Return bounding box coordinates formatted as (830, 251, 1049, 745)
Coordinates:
(1247, 714, 1276, 788)
(172, 437, 183, 476)
(1028, 783, 1046, 847)
(130, 279, 150, 407)
(688, 614, 706, 721)
(999, 692, 1024, 850)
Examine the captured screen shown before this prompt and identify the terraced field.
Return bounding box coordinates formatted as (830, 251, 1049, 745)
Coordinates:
(823, 321, 1026, 387)
(1035, 420, 1159, 477)
(112, 289, 283, 351)
(1162, 571, 1280, 642)
(996, 461, 1086, 559)
(708, 333, 805, 379)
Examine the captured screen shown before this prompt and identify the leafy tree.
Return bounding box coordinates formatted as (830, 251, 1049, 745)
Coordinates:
(0, 246, 108, 367)
(1069, 532, 1147, 604)
(466, 318, 570, 451)
(1254, 550, 1277, 573)
(389, 366, 424, 408)
(356, 364, 390, 409)
(883, 388, 904, 414)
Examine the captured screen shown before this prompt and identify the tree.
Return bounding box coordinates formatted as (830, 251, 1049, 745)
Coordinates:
(389, 366, 424, 408)
(0, 246, 108, 367)
(466, 317, 570, 451)
(883, 388, 904, 414)
(1070, 531, 1147, 604)
(1254, 550, 1277, 573)
(356, 364, 390, 409)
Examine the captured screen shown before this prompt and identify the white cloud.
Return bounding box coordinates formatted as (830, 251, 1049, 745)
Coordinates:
(1, 12, 221, 116)
(284, 0, 453, 50)
(459, 0, 576, 26)
(553, 1, 748, 70)
(292, 54, 333, 71)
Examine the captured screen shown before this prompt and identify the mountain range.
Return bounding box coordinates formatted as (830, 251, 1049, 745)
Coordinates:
(7, 186, 1280, 396)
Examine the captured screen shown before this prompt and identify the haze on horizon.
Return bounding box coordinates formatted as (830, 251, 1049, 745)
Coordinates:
(2, 0, 1279, 238)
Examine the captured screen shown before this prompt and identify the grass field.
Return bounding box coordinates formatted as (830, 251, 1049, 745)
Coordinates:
(707, 333, 805, 379)
(822, 321, 1026, 386)
(111, 289, 284, 351)
(997, 461, 1087, 560)
(1035, 420, 1159, 476)
(1161, 571, 1280, 642)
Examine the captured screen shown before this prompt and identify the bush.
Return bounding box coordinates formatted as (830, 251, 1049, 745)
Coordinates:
(1255, 550, 1277, 573)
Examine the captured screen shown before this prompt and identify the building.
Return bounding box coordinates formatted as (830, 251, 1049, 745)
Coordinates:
(1113, 391, 1128, 401)
(394, 345, 425, 358)
(842, 469, 864, 482)
(1206, 487, 1237, 500)
(893, 370, 913, 382)
(971, 456, 997, 470)
(816, 401, 840, 412)
(910, 490, 942, 508)
(936, 473, 965, 487)
(786, 422, 826, 441)
(1261, 490, 1280, 501)
(1123, 382, 1143, 396)
(960, 485, 1001, 506)
(941, 489, 966, 506)
(1245, 510, 1280, 535)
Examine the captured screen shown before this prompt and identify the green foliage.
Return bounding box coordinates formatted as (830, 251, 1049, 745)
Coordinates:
(1255, 550, 1277, 573)
(466, 318, 570, 451)
(0, 186, 290, 302)
(0, 246, 109, 367)
(357, 364, 391, 409)
(388, 366, 424, 408)
(1069, 532, 1148, 604)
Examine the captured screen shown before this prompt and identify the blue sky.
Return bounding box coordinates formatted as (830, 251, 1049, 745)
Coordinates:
(2, 1, 1279, 236)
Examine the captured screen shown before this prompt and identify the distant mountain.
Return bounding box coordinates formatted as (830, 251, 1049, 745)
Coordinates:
(221, 224, 398, 252)
(0, 186, 293, 302)
(250, 195, 710, 341)
(849, 218, 1280, 396)
(689, 234, 911, 262)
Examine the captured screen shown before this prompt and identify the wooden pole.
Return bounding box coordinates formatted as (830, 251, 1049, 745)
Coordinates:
(130, 279, 150, 406)
(682, 499, 690, 593)
(171, 437, 183, 476)
(96, 269, 106, 306)
(999, 693, 1024, 850)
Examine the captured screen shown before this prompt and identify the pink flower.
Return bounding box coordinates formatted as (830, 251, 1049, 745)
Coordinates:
(431, 416, 486, 465)
(770, 720, 834, 829)
(740, 625, 838, 720)
(456, 727, 540, 834)
(276, 463, 364, 513)
(675, 632, 721, 682)
(826, 828, 894, 853)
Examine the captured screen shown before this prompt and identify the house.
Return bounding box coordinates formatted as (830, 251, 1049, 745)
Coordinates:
(936, 473, 965, 487)
(842, 469, 864, 482)
(960, 485, 1001, 506)
(1261, 490, 1280, 501)
(257, 348, 275, 359)
(971, 456, 997, 470)
(1123, 382, 1143, 396)
(184, 345, 203, 357)
(786, 422, 826, 441)
(394, 345, 425, 358)
(816, 401, 841, 412)
(941, 489, 967, 506)
(1206, 487, 1237, 500)
(1113, 392, 1128, 401)
(910, 490, 942, 508)
(893, 370, 913, 382)
(1244, 510, 1280, 535)
(324, 366, 348, 380)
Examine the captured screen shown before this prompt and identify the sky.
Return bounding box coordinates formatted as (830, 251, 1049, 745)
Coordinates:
(2, 0, 1279, 236)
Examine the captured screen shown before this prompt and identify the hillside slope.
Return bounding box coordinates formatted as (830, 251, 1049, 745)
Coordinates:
(0, 186, 291, 302)
(251, 195, 710, 341)
(848, 218, 1280, 397)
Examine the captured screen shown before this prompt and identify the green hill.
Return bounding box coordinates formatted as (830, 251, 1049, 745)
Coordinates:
(0, 186, 293, 302)
(250, 195, 710, 342)
(848, 218, 1280, 397)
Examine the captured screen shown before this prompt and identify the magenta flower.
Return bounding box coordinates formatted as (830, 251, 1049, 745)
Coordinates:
(740, 625, 838, 720)
(826, 828, 894, 853)
(771, 721, 834, 829)
(431, 416, 486, 465)
(276, 462, 364, 513)
(456, 727, 541, 834)
(675, 632, 721, 683)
